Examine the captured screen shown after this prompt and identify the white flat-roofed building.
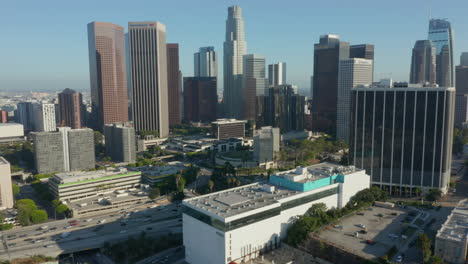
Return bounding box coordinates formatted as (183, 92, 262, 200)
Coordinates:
(183, 162, 370, 264)
(48, 167, 141, 202)
(435, 199, 468, 264)
(0, 123, 25, 143)
(0, 157, 14, 208)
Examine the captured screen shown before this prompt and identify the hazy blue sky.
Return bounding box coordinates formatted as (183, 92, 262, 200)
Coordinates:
(1, 0, 467, 93)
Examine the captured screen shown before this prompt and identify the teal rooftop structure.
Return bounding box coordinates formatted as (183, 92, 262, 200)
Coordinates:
(269, 163, 356, 192)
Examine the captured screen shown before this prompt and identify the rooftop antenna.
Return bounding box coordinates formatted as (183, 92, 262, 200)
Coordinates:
(428, 0, 432, 20)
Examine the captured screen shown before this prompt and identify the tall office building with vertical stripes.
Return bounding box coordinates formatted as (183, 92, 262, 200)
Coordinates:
(349, 84, 455, 195)
(223, 6, 247, 119)
(128, 22, 169, 138)
(87, 22, 129, 130)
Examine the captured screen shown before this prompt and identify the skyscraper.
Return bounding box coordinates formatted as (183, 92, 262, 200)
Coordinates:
(223, 6, 247, 119)
(0, 110, 7, 123)
(243, 54, 266, 120)
(183, 77, 218, 122)
(257, 85, 306, 133)
(337, 59, 373, 143)
(350, 84, 454, 194)
(455, 53, 468, 127)
(87, 21, 129, 129)
(194, 47, 218, 77)
(268, 62, 286, 87)
(128, 22, 169, 138)
(33, 103, 56, 132)
(311, 34, 350, 134)
(16, 102, 34, 131)
(167, 43, 181, 126)
(410, 40, 436, 84)
(428, 19, 454, 87)
(350, 44, 375, 60)
(58, 88, 83, 129)
(461, 52, 468, 66)
(104, 123, 136, 163)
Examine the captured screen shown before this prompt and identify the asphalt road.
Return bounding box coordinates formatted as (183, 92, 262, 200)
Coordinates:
(0, 202, 182, 260)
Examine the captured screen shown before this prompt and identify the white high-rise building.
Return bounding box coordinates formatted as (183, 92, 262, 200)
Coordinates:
(33, 103, 56, 132)
(337, 58, 373, 143)
(194, 47, 217, 77)
(0, 157, 14, 209)
(243, 54, 266, 120)
(223, 6, 247, 119)
(268, 62, 286, 87)
(128, 22, 169, 137)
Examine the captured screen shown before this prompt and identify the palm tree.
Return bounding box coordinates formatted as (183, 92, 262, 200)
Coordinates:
(208, 180, 214, 193)
(415, 187, 422, 197)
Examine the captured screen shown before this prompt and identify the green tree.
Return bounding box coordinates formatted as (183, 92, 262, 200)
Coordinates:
(307, 203, 327, 217)
(149, 188, 161, 199)
(12, 184, 19, 197)
(425, 189, 442, 202)
(415, 187, 422, 197)
(208, 180, 214, 193)
(31, 209, 48, 224)
(17, 208, 30, 226)
(418, 233, 432, 263)
(55, 204, 68, 214)
(16, 199, 37, 210)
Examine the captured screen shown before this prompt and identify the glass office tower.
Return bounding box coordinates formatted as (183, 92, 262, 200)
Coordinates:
(428, 19, 454, 87)
(350, 84, 455, 195)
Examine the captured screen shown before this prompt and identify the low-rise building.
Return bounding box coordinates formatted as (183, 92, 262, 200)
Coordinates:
(212, 119, 246, 140)
(0, 123, 25, 143)
(435, 199, 468, 264)
(48, 167, 141, 202)
(183, 162, 370, 264)
(140, 161, 187, 185)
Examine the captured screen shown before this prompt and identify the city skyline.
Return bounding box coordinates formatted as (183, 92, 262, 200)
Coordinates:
(2, 0, 468, 93)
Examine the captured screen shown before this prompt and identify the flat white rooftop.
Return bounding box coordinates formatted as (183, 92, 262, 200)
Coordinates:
(54, 167, 139, 184)
(212, 119, 247, 125)
(184, 182, 298, 219)
(437, 199, 468, 242)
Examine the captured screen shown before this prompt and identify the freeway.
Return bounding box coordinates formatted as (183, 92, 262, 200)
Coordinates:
(0, 202, 183, 260)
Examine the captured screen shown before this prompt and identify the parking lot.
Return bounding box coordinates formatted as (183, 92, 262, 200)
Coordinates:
(318, 206, 412, 260)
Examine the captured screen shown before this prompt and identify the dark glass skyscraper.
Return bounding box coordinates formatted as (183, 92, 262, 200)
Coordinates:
(428, 19, 454, 87)
(257, 85, 305, 133)
(167, 43, 181, 126)
(410, 40, 436, 84)
(350, 84, 454, 194)
(183, 77, 218, 122)
(350, 44, 374, 60)
(311, 35, 349, 134)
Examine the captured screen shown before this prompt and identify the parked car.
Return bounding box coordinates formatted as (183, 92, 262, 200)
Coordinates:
(395, 255, 403, 262)
(358, 224, 366, 229)
(366, 240, 376, 245)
